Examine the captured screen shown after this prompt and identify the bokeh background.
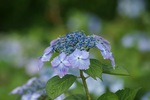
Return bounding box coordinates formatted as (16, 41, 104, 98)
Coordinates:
(0, 0, 150, 100)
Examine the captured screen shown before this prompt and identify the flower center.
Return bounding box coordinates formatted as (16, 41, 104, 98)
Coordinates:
(77, 56, 81, 60)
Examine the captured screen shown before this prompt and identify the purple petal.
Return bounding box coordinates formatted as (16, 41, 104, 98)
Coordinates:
(51, 56, 61, 68)
(96, 42, 105, 51)
(80, 50, 89, 59)
(63, 59, 71, 67)
(72, 49, 81, 57)
(96, 41, 111, 59)
(10, 87, 23, 94)
(21, 94, 31, 100)
(95, 35, 116, 68)
(68, 54, 80, 68)
(78, 59, 90, 70)
(110, 54, 115, 69)
(44, 47, 53, 55)
(41, 53, 52, 62)
(38, 57, 44, 70)
(26, 77, 37, 86)
(50, 38, 59, 46)
(70, 59, 80, 68)
(68, 49, 90, 69)
(54, 63, 69, 78)
(58, 52, 67, 61)
(31, 92, 42, 100)
(94, 35, 110, 45)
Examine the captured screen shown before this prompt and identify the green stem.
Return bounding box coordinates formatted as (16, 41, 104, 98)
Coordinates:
(80, 70, 91, 100)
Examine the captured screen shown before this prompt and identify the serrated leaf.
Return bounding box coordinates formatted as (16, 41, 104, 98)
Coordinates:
(64, 94, 86, 100)
(46, 74, 77, 99)
(101, 62, 129, 76)
(97, 92, 119, 100)
(84, 59, 102, 80)
(115, 88, 140, 100)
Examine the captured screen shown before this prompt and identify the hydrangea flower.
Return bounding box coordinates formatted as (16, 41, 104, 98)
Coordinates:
(38, 38, 60, 69)
(11, 77, 46, 100)
(51, 52, 71, 78)
(11, 73, 65, 100)
(93, 35, 115, 68)
(39, 31, 115, 77)
(68, 49, 90, 70)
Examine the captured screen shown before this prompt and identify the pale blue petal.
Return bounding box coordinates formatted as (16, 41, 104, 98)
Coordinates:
(80, 50, 89, 59)
(73, 49, 81, 57)
(58, 52, 67, 61)
(68, 55, 79, 68)
(96, 42, 105, 51)
(94, 35, 110, 45)
(78, 59, 90, 70)
(41, 53, 52, 62)
(38, 57, 44, 69)
(21, 94, 31, 100)
(44, 47, 53, 55)
(96, 42, 110, 59)
(109, 54, 115, 69)
(50, 38, 59, 46)
(63, 60, 71, 67)
(10, 86, 23, 94)
(71, 60, 80, 68)
(31, 92, 41, 100)
(51, 56, 61, 68)
(54, 63, 69, 78)
(68, 49, 90, 69)
(26, 77, 37, 86)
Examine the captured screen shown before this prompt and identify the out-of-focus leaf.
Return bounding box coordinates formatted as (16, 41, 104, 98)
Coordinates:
(84, 59, 102, 80)
(115, 88, 140, 100)
(101, 62, 129, 76)
(46, 74, 77, 99)
(97, 92, 119, 100)
(64, 94, 86, 100)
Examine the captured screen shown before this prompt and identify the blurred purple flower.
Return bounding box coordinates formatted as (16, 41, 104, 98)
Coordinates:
(94, 35, 115, 68)
(11, 77, 46, 100)
(51, 52, 71, 78)
(21, 94, 31, 100)
(68, 49, 90, 70)
(10, 86, 24, 95)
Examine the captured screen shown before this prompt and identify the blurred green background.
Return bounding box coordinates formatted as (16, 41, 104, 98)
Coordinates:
(0, 0, 150, 100)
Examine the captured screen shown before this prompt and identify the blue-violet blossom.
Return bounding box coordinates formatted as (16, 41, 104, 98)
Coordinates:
(39, 31, 115, 78)
(68, 49, 90, 70)
(51, 52, 71, 78)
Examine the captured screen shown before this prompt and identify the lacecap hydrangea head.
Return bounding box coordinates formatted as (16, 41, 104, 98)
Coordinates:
(10, 77, 46, 100)
(39, 31, 115, 78)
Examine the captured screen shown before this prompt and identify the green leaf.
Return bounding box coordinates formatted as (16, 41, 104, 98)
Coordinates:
(46, 74, 77, 99)
(97, 92, 119, 100)
(115, 88, 140, 100)
(84, 59, 102, 80)
(64, 94, 86, 100)
(101, 62, 129, 76)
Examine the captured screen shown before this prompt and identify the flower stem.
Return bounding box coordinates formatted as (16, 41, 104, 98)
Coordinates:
(80, 70, 91, 100)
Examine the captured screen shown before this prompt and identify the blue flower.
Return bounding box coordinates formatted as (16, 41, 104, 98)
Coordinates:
(51, 52, 71, 78)
(68, 49, 90, 70)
